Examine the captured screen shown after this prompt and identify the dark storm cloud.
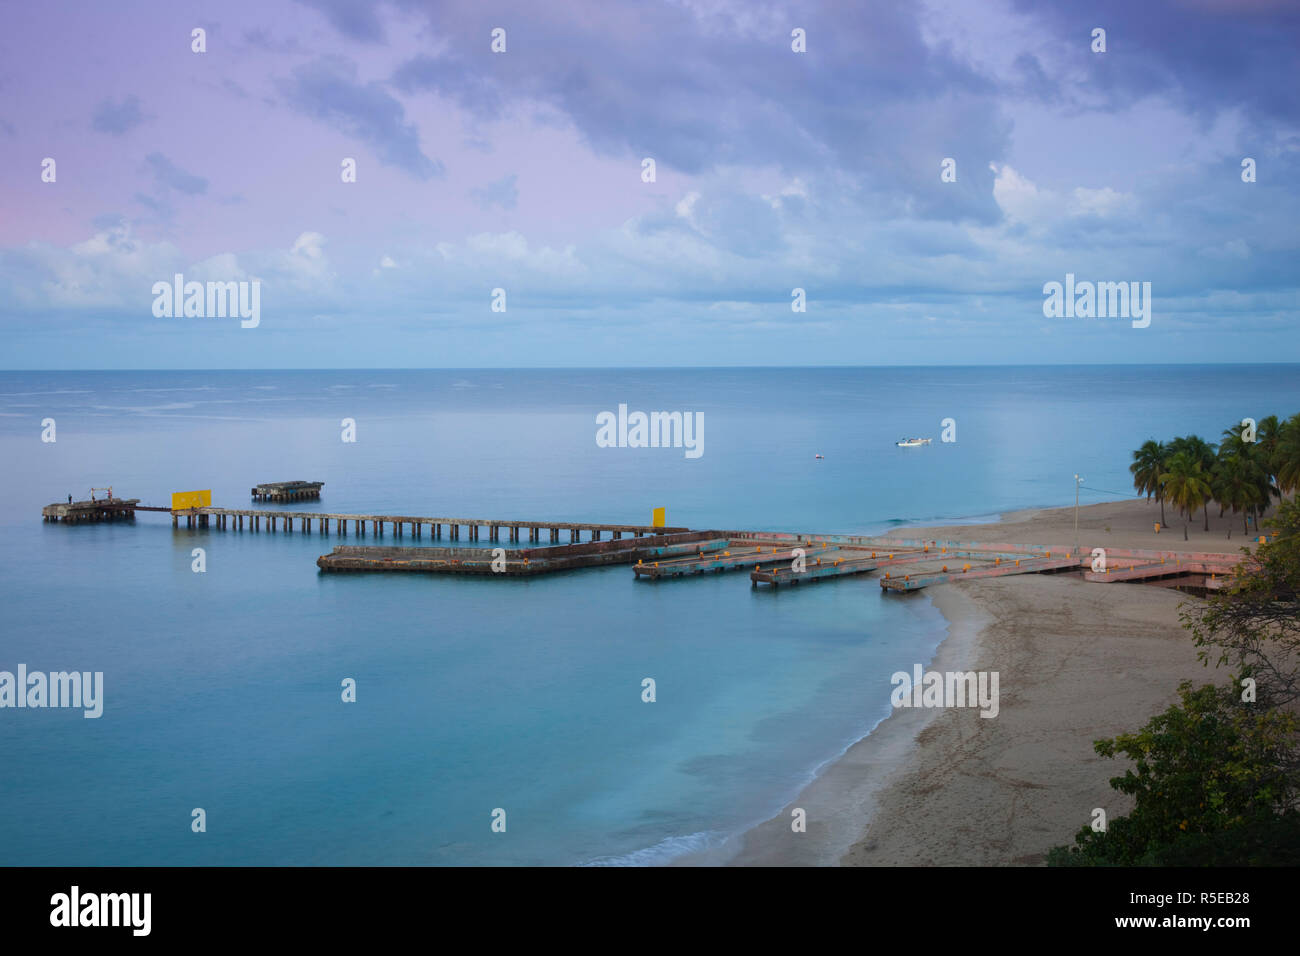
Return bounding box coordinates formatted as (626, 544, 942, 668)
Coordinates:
(387, 0, 1010, 223)
(281, 56, 444, 179)
(1013, 0, 1300, 127)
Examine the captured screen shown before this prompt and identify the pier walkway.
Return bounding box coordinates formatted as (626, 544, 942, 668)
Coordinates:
(172, 507, 685, 542)
(40, 491, 1250, 592)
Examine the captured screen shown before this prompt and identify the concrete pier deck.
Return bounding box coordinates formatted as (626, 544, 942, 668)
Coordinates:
(251, 480, 323, 502)
(317, 533, 726, 575)
(42, 498, 140, 524)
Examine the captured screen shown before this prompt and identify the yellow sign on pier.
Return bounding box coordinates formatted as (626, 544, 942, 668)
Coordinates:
(171, 489, 212, 510)
(652, 507, 665, 528)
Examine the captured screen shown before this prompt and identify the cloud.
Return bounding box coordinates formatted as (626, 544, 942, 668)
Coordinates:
(1, 0, 1297, 365)
(988, 163, 1135, 228)
(241, 28, 303, 55)
(0, 221, 182, 313)
(470, 174, 518, 210)
(91, 95, 146, 135)
(294, 0, 386, 43)
(1011, 0, 1300, 131)
(144, 153, 208, 196)
(291, 231, 325, 259)
(132, 192, 172, 218)
(391, 54, 504, 116)
(386, 1, 1009, 222)
(280, 56, 443, 180)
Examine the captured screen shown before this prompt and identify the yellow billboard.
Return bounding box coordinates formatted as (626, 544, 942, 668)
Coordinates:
(652, 507, 665, 528)
(171, 489, 212, 510)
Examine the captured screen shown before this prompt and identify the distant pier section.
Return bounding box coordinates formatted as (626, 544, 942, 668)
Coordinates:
(42, 496, 141, 524)
(251, 480, 323, 502)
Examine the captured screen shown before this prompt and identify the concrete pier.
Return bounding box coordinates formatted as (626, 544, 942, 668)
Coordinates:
(42, 497, 141, 524)
(317, 533, 726, 575)
(251, 480, 323, 502)
(40, 493, 1247, 595)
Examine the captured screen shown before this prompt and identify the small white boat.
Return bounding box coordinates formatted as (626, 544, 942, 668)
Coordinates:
(895, 437, 932, 447)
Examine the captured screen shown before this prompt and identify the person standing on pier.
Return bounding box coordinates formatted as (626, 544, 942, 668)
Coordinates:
(67, 494, 72, 504)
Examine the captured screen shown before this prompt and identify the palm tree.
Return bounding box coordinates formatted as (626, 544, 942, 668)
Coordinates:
(1255, 415, 1283, 519)
(1219, 422, 1248, 460)
(1257, 414, 1282, 470)
(1248, 448, 1279, 531)
(1211, 455, 1261, 534)
(1218, 425, 1278, 532)
(1276, 413, 1300, 496)
(1130, 439, 1168, 526)
(1161, 451, 1213, 537)
(1169, 434, 1218, 474)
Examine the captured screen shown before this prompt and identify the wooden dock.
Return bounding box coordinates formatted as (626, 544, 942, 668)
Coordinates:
(251, 480, 323, 502)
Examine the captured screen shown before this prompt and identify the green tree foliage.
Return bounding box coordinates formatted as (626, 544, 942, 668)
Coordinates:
(1050, 499, 1300, 867)
(1048, 682, 1299, 866)
(1278, 413, 1300, 495)
(1185, 498, 1300, 708)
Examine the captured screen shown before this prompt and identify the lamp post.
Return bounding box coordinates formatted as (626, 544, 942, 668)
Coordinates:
(1074, 474, 1084, 555)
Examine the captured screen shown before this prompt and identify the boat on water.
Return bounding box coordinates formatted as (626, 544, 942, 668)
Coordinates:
(895, 437, 932, 447)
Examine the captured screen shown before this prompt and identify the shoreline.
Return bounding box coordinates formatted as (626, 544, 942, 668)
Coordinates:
(682, 497, 1243, 867)
(677, 583, 989, 866)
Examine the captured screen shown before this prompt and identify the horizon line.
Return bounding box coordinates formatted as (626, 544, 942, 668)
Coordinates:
(5, 361, 1300, 373)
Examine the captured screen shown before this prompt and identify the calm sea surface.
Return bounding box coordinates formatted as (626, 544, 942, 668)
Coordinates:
(2, 366, 1297, 865)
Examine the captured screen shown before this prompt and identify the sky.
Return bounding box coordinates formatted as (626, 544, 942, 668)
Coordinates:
(0, 0, 1297, 369)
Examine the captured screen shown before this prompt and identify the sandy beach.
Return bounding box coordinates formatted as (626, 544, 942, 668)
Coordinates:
(709, 497, 1256, 866)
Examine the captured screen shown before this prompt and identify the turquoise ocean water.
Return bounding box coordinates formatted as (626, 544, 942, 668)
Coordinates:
(2, 365, 1297, 865)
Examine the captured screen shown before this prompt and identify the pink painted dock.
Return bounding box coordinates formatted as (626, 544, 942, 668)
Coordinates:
(879, 554, 1081, 591)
